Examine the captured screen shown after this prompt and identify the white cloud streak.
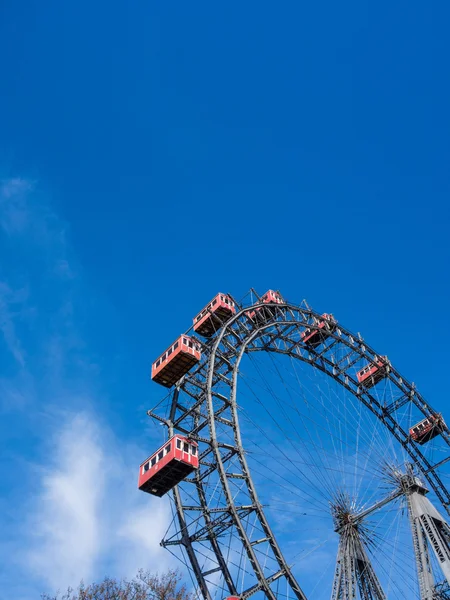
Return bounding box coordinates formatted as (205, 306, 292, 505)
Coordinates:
(0, 177, 175, 597)
(28, 413, 104, 588)
(27, 412, 172, 594)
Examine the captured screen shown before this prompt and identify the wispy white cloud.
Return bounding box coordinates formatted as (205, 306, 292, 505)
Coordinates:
(28, 413, 105, 588)
(0, 177, 82, 406)
(0, 281, 27, 367)
(26, 411, 172, 593)
(0, 176, 75, 277)
(0, 177, 33, 199)
(116, 495, 172, 576)
(0, 177, 175, 598)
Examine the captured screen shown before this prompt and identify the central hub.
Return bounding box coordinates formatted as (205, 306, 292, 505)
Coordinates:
(333, 510, 356, 533)
(330, 493, 359, 533)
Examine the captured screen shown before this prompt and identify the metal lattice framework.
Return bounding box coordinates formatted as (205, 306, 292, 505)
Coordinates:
(148, 292, 450, 600)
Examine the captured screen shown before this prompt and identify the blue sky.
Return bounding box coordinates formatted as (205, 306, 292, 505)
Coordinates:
(1, 0, 450, 598)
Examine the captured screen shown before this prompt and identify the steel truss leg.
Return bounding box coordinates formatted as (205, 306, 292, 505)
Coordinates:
(331, 530, 386, 600)
(168, 391, 215, 600)
(407, 493, 435, 600)
(407, 485, 450, 599)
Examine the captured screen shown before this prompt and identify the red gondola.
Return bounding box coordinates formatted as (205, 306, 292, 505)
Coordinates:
(410, 414, 444, 445)
(151, 336, 201, 388)
(301, 313, 337, 348)
(357, 356, 389, 388)
(248, 289, 284, 320)
(138, 435, 199, 497)
(193, 293, 236, 337)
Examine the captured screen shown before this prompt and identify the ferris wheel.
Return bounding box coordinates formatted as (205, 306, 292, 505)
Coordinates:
(139, 290, 450, 600)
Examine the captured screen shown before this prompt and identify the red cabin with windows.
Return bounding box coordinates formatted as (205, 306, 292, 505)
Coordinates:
(248, 289, 284, 320)
(301, 314, 337, 348)
(357, 356, 389, 388)
(193, 293, 236, 337)
(410, 414, 444, 445)
(138, 435, 199, 497)
(151, 336, 201, 388)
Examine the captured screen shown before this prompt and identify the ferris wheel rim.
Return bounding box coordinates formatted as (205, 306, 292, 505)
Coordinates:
(159, 296, 450, 600)
(206, 303, 450, 506)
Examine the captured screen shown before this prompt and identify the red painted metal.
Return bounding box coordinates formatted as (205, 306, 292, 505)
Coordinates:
(248, 289, 284, 320)
(356, 356, 389, 388)
(151, 336, 201, 388)
(301, 313, 337, 348)
(410, 414, 444, 445)
(138, 435, 199, 497)
(193, 293, 236, 337)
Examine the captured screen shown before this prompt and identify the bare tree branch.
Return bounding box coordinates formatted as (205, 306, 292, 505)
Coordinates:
(41, 569, 192, 600)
